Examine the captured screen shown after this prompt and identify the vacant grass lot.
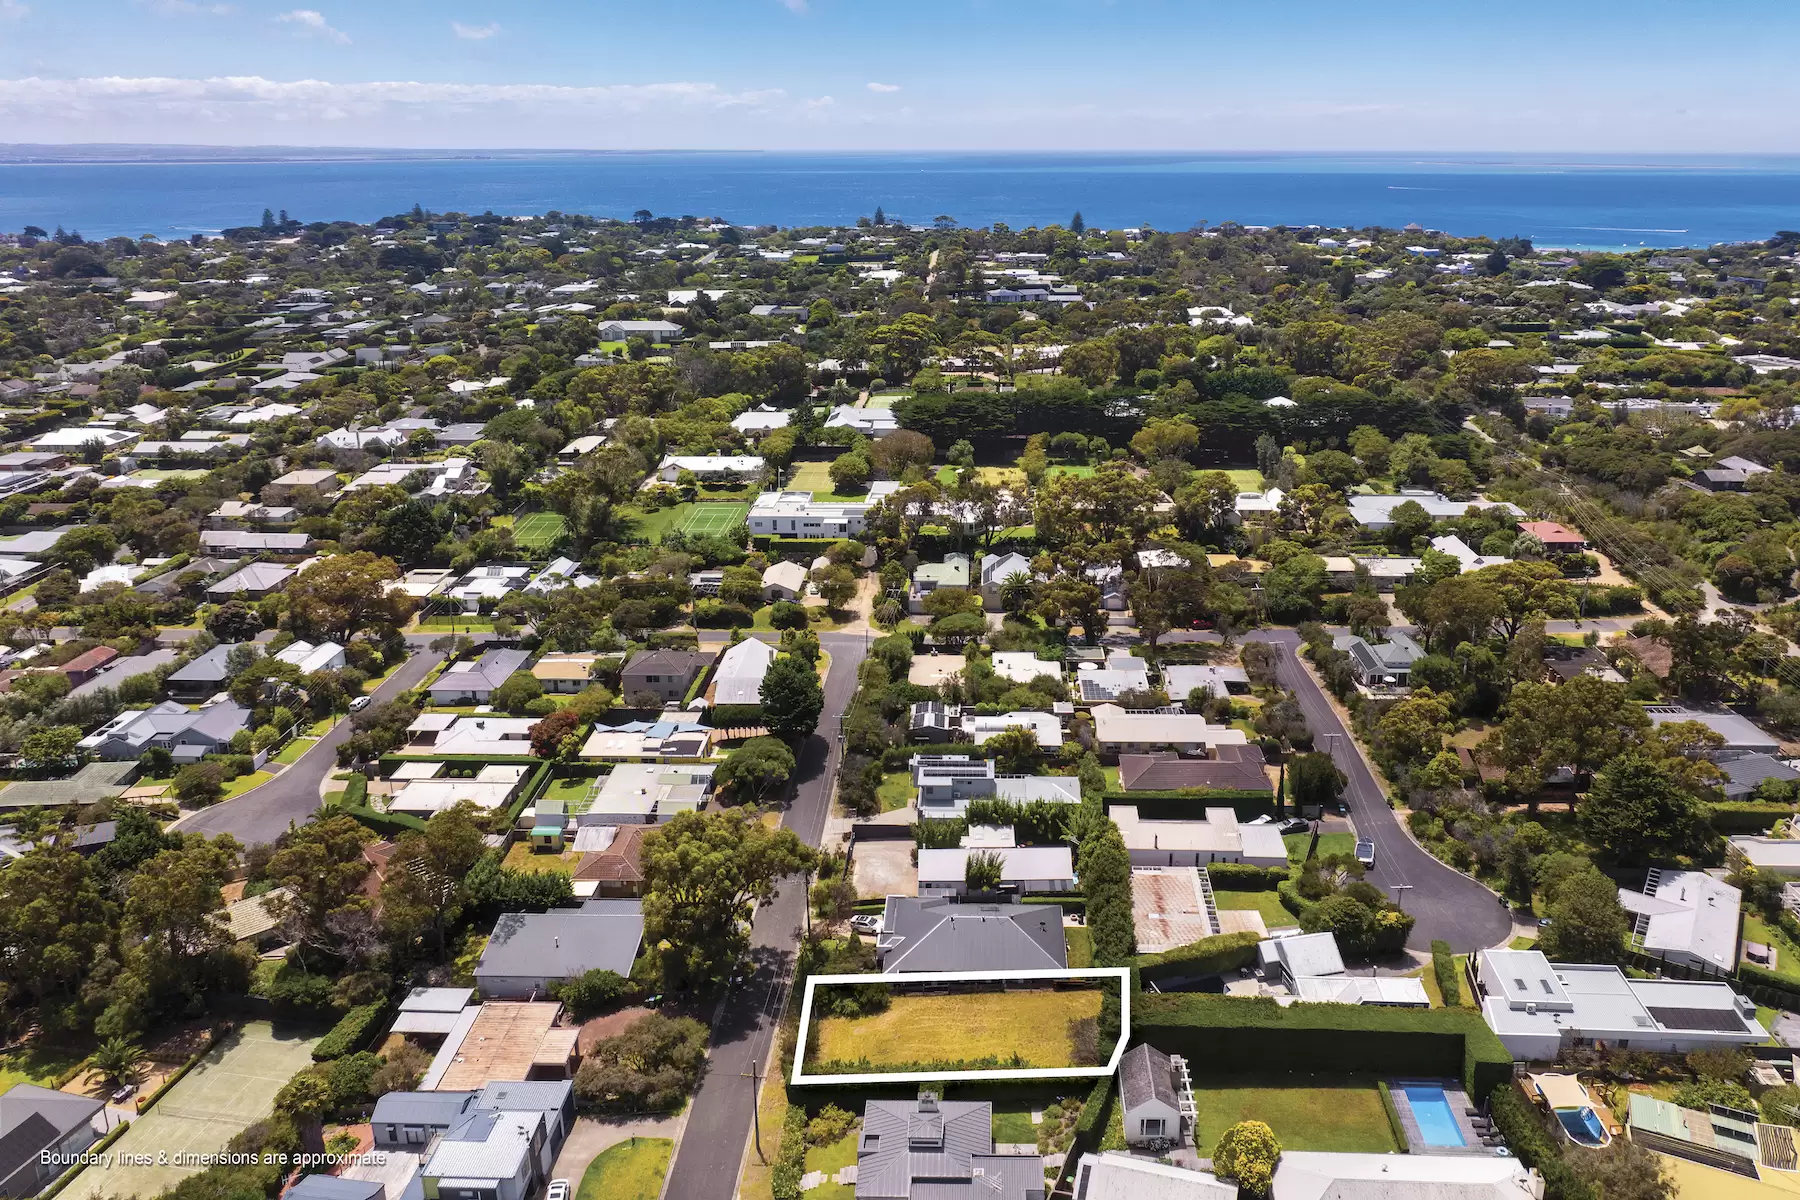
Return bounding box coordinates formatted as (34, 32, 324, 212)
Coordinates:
(810, 988, 1105, 1071)
(802, 1130, 858, 1200)
(1285, 832, 1356, 863)
(1744, 914, 1800, 983)
(576, 1137, 672, 1200)
(501, 843, 580, 875)
(1190, 1074, 1399, 1154)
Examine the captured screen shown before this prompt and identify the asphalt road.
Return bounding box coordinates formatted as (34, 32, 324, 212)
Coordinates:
(1247, 629, 1513, 953)
(661, 630, 871, 1200)
(176, 647, 445, 845)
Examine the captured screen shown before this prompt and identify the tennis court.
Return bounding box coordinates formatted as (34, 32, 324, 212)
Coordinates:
(63, 1021, 321, 1200)
(680, 502, 749, 535)
(513, 512, 569, 550)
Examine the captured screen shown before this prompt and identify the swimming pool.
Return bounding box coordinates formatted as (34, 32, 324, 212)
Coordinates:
(1556, 1107, 1609, 1147)
(1401, 1085, 1467, 1148)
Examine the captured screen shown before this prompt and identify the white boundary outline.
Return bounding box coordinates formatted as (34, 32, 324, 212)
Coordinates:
(790, 967, 1132, 1086)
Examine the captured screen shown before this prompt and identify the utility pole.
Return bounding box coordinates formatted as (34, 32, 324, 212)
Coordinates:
(1394, 883, 1414, 912)
(743, 1062, 764, 1160)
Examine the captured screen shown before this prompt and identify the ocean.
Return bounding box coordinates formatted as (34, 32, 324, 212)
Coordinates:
(2, 150, 1799, 250)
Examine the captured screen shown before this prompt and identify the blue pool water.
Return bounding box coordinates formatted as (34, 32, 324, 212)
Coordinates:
(1402, 1085, 1467, 1148)
(1556, 1107, 1607, 1146)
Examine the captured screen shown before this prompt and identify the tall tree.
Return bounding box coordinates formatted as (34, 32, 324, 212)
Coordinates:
(759, 654, 824, 738)
(641, 809, 813, 990)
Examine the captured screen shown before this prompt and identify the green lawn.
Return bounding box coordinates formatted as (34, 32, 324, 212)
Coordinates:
(513, 512, 568, 550)
(1213, 887, 1296, 929)
(575, 1138, 672, 1200)
(977, 1083, 1081, 1145)
(1509, 936, 1539, 951)
(877, 770, 913, 813)
(810, 989, 1105, 1070)
(0, 1045, 86, 1095)
(417, 615, 498, 632)
(222, 771, 274, 799)
(1190, 1075, 1399, 1154)
(1285, 832, 1355, 863)
(616, 503, 691, 543)
(1744, 913, 1800, 983)
(1064, 926, 1092, 968)
(273, 737, 316, 765)
(803, 1130, 858, 1200)
(782, 461, 863, 500)
(1222, 469, 1265, 491)
(544, 775, 602, 806)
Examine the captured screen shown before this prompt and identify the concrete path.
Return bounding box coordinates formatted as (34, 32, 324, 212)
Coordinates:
(549, 1114, 685, 1185)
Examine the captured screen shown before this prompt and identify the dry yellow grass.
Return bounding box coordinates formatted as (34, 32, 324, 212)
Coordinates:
(811, 988, 1104, 1069)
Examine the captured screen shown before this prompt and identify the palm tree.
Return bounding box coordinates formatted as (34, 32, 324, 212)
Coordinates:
(1000, 574, 1035, 616)
(91, 1037, 145, 1091)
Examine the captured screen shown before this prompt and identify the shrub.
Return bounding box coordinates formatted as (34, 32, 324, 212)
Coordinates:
(1213, 1120, 1280, 1195)
(772, 1104, 808, 1200)
(1432, 939, 1462, 1006)
(694, 599, 757, 628)
(805, 1103, 856, 1147)
(573, 1013, 708, 1113)
(1490, 1085, 1597, 1200)
(312, 1002, 388, 1062)
(769, 601, 810, 630)
(1134, 930, 1262, 984)
(551, 969, 631, 1019)
(1205, 862, 1288, 890)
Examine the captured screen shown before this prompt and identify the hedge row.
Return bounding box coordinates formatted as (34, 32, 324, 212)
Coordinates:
(1739, 962, 1800, 1002)
(706, 704, 765, 727)
(135, 1026, 220, 1113)
(40, 1119, 131, 1200)
(1490, 1085, 1595, 1200)
(344, 773, 367, 807)
(1205, 862, 1288, 890)
(772, 1104, 807, 1200)
(335, 800, 428, 838)
(1708, 803, 1793, 833)
(1431, 940, 1461, 1007)
(1134, 931, 1262, 985)
(313, 1002, 389, 1062)
(1377, 1082, 1408, 1153)
(1133, 992, 1512, 1101)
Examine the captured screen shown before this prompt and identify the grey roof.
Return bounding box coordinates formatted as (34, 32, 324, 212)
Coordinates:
(477, 1080, 572, 1114)
(1118, 1043, 1177, 1114)
(1719, 753, 1800, 799)
(0, 1113, 59, 1188)
(288, 1176, 386, 1200)
(621, 648, 714, 681)
(429, 647, 532, 694)
(372, 1090, 477, 1128)
(878, 897, 1067, 973)
(398, 986, 474, 1013)
(1645, 706, 1779, 753)
(0, 1084, 103, 1140)
(69, 648, 178, 699)
(167, 643, 241, 686)
(373, 1090, 477, 1128)
(137, 557, 234, 595)
(858, 1097, 1026, 1200)
(207, 562, 295, 595)
(475, 904, 644, 981)
(199, 530, 312, 551)
(187, 700, 254, 743)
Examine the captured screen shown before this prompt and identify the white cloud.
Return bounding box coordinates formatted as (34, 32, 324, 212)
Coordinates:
(451, 21, 499, 40)
(0, 0, 30, 20)
(866, 82, 900, 93)
(276, 9, 349, 44)
(777, 0, 806, 11)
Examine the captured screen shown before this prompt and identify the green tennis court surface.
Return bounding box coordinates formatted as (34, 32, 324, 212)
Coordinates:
(61, 1021, 321, 1200)
(681, 503, 749, 535)
(513, 512, 568, 549)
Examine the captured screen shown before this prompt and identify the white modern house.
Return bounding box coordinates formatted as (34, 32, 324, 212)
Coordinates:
(655, 454, 763, 483)
(1474, 948, 1765, 1060)
(1111, 806, 1288, 869)
(910, 755, 1080, 817)
(1620, 869, 1741, 974)
(1089, 706, 1248, 756)
(746, 482, 899, 538)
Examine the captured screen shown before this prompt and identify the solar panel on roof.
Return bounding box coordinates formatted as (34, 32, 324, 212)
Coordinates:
(1646, 1006, 1747, 1033)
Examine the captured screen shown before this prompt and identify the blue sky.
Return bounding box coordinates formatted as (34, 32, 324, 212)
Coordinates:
(0, 0, 1797, 150)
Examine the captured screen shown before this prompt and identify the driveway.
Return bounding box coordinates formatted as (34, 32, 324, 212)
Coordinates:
(551, 1113, 686, 1185)
(175, 648, 444, 845)
(1245, 630, 1512, 953)
(659, 631, 869, 1200)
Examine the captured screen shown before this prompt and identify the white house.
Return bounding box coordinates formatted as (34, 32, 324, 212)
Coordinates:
(1474, 948, 1765, 1060)
(730, 405, 791, 438)
(989, 651, 1061, 685)
(961, 710, 1064, 749)
(1089, 705, 1248, 756)
(274, 639, 346, 675)
(761, 560, 808, 602)
(746, 483, 898, 538)
(1346, 490, 1522, 531)
(916, 846, 1075, 896)
(656, 454, 763, 483)
(1272, 1152, 1542, 1200)
(712, 637, 776, 706)
(1620, 870, 1741, 973)
(1111, 806, 1288, 869)
(822, 405, 898, 435)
